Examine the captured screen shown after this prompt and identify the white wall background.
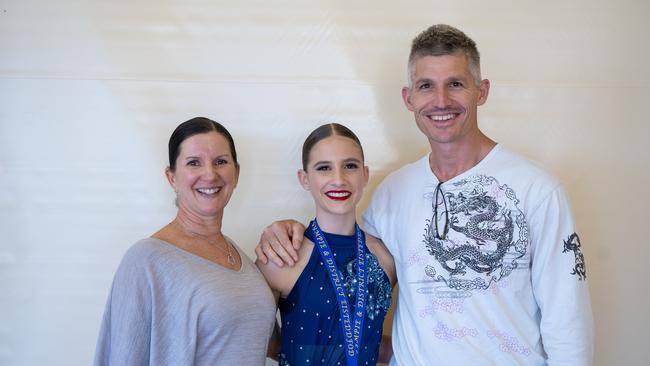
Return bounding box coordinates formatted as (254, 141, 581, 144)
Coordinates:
(1, 0, 648, 365)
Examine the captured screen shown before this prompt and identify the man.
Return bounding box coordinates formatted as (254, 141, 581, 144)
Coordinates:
(257, 24, 594, 365)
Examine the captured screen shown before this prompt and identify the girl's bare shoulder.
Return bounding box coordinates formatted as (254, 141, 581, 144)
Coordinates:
(364, 233, 397, 286)
(256, 237, 315, 296)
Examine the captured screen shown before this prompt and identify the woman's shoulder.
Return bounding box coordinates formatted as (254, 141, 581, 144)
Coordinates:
(107, 238, 173, 291)
(126, 237, 171, 256)
(117, 237, 177, 269)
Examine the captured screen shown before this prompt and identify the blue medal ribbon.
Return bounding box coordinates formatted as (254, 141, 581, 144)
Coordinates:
(310, 219, 367, 366)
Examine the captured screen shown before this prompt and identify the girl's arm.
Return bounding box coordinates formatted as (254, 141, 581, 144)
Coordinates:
(377, 334, 393, 364)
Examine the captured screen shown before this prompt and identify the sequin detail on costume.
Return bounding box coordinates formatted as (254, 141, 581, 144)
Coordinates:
(343, 253, 392, 320)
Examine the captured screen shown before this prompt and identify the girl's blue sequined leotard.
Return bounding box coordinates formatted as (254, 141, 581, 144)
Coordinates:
(278, 227, 392, 366)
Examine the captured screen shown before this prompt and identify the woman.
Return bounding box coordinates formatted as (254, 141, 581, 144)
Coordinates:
(257, 123, 396, 366)
(94, 117, 276, 365)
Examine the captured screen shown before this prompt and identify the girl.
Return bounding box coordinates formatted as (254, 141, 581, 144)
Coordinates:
(257, 123, 396, 366)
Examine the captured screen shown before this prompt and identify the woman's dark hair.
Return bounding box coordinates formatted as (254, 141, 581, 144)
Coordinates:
(168, 117, 238, 172)
(302, 123, 364, 171)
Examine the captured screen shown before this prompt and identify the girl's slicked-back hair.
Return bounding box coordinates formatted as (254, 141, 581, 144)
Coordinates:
(168, 117, 238, 171)
(301, 123, 363, 171)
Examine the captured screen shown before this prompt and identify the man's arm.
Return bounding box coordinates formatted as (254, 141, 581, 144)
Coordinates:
(530, 186, 594, 365)
(255, 219, 306, 267)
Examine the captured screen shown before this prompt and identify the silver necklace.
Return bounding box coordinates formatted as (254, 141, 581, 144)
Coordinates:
(173, 221, 236, 266)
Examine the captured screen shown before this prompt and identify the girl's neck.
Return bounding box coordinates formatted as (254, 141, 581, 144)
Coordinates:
(315, 212, 357, 235)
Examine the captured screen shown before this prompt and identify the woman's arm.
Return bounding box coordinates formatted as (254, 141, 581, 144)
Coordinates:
(266, 312, 282, 360)
(94, 248, 152, 365)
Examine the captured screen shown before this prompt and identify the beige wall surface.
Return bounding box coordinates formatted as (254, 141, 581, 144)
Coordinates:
(1, 0, 648, 365)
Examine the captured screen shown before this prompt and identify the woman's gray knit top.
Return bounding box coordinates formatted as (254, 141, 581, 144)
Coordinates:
(94, 237, 276, 365)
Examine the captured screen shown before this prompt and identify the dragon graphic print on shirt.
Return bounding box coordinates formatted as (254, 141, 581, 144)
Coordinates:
(562, 233, 587, 280)
(423, 175, 528, 291)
